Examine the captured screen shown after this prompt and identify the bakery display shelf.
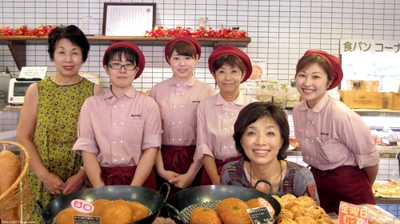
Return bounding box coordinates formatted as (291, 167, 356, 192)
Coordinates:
(287, 146, 400, 158)
(0, 36, 251, 70)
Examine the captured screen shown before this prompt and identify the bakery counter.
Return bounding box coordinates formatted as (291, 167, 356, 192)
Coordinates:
(286, 145, 400, 158)
(376, 197, 400, 204)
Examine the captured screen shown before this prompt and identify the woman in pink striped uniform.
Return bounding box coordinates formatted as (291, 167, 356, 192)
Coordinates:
(196, 46, 258, 185)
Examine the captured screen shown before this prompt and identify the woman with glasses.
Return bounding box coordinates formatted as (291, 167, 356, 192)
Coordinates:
(72, 42, 162, 190)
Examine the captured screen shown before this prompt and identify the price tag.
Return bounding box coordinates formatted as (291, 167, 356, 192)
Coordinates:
(338, 201, 369, 224)
(19, 67, 47, 79)
(74, 215, 101, 224)
(71, 199, 94, 213)
(247, 207, 274, 224)
(258, 197, 275, 216)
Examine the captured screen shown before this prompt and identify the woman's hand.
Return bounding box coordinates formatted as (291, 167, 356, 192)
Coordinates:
(41, 173, 66, 195)
(170, 173, 194, 189)
(62, 170, 87, 195)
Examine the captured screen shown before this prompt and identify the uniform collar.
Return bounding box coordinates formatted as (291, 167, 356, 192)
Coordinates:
(168, 76, 196, 87)
(215, 91, 245, 105)
(103, 85, 137, 99)
(298, 92, 330, 113)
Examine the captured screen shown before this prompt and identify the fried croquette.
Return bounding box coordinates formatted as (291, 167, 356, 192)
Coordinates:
(129, 201, 149, 221)
(92, 199, 112, 216)
(99, 200, 133, 224)
(215, 198, 252, 224)
(189, 207, 222, 224)
(246, 198, 261, 208)
(55, 207, 87, 224)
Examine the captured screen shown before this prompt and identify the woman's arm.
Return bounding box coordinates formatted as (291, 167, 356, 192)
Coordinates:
(202, 155, 220, 185)
(131, 147, 158, 186)
(363, 164, 379, 185)
(81, 151, 104, 187)
(17, 83, 66, 194)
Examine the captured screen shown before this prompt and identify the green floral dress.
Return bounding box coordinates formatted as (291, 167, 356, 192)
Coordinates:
(27, 77, 94, 222)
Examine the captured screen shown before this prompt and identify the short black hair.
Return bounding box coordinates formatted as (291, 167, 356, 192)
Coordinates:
(48, 25, 90, 62)
(233, 102, 289, 161)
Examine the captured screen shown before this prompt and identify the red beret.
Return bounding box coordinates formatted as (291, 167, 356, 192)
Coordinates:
(303, 50, 343, 90)
(103, 42, 145, 79)
(164, 36, 202, 64)
(208, 46, 252, 83)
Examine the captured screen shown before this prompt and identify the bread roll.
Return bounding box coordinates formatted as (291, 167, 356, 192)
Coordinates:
(0, 150, 21, 221)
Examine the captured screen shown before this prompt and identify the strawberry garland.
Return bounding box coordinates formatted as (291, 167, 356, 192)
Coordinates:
(0, 24, 57, 36)
(145, 26, 248, 38)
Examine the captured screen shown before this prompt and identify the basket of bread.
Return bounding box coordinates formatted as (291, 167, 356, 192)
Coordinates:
(0, 140, 31, 223)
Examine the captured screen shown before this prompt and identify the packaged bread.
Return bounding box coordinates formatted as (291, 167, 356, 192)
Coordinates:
(361, 204, 400, 224)
(0, 149, 21, 221)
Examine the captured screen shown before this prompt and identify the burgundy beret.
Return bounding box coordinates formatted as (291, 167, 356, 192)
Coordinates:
(208, 46, 252, 83)
(164, 36, 202, 64)
(103, 42, 145, 79)
(303, 50, 343, 90)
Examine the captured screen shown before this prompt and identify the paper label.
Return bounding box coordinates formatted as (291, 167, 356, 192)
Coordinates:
(71, 199, 94, 213)
(338, 201, 369, 224)
(19, 67, 47, 79)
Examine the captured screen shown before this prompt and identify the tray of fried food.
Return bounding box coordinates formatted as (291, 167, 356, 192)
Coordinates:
(372, 180, 400, 198)
(272, 193, 333, 224)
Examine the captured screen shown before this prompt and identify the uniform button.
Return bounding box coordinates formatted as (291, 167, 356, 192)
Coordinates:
(172, 121, 175, 124)
(223, 145, 227, 148)
(121, 122, 124, 125)
(121, 105, 124, 107)
(177, 84, 180, 86)
(114, 105, 117, 108)
(230, 127, 234, 130)
(312, 122, 315, 124)
(230, 146, 233, 149)
(178, 121, 182, 124)
(225, 112, 228, 115)
(114, 159, 117, 162)
(173, 105, 177, 108)
(113, 123, 116, 126)
(306, 138, 309, 141)
(113, 141, 116, 144)
(122, 158, 125, 160)
(120, 140, 124, 143)
(182, 93, 185, 95)
(178, 138, 182, 141)
(176, 93, 179, 95)
(306, 156, 309, 159)
(181, 105, 183, 108)
(307, 121, 310, 124)
(172, 138, 175, 141)
(230, 113, 234, 116)
(224, 127, 227, 130)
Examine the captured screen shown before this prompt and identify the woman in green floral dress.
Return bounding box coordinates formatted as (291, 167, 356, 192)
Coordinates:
(17, 25, 103, 222)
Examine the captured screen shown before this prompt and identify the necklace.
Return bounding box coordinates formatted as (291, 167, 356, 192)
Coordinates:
(249, 160, 283, 193)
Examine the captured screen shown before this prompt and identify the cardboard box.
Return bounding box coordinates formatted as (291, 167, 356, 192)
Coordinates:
(339, 90, 383, 109)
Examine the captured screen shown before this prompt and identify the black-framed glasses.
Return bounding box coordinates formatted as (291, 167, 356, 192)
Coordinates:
(108, 63, 137, 71)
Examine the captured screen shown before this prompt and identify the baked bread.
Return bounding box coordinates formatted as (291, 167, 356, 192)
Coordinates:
(0, 150, 21, 221)
(99, 200, 133, 224)
(189, 207, 222, 224)
(128, 201, 148, 221)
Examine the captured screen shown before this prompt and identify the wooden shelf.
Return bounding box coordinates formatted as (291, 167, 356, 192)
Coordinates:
(0, 36, 251, 70)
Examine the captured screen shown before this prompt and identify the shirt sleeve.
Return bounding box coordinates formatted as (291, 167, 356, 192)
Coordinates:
(72, 98, 99, 155)
(196, 101, 214, 159)
(334, 107, 380, 168)
(293, 167, 320, 205)
(142, 97, 162, 150)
